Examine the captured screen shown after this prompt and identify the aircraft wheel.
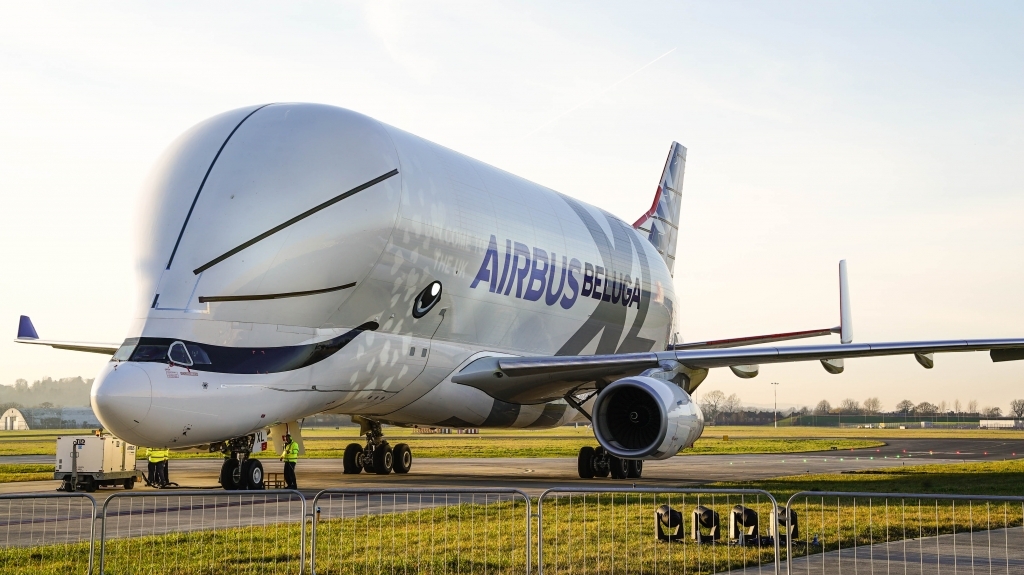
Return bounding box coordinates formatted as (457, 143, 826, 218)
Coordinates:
(343, 443, 364, 474)
(393, 443, 412, 474)
(609, 456, 629, 480)
(626, 459, 643, 479)
(242, 459, 265, 490)
(220, 458, 242, 490)
(577, 446, 595, 479)
(372, 444, 394, 475)
(594, 447, 610, 478)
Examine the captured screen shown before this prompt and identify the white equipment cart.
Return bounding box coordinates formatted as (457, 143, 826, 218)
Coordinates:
(55, 435, 142, 492)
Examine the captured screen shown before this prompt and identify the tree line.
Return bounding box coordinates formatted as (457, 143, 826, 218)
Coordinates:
(0, 377, 94, 411)
(698, 390, 1024, 423)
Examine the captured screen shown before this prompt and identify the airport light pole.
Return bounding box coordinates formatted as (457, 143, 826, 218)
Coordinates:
(771, 382, 779, 428)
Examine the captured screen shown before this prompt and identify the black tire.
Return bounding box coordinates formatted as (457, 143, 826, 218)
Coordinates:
(594, 447, 610, 478)
(577, 446, 595, 479)
(626, 459, 643, 478)
(123, 477, 135, 490)
(343, 443, 364, 474)
(242, 459, 265, 490)
(609, 456, 629, 480)
(393, 443, 412, 474)
(372, 445, 394, 475)
(81, 477, 97, 492)
(220, 458, 242, 490)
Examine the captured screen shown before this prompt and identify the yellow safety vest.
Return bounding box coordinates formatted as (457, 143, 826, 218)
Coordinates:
(148, 448, 169, 463)
(282, 441, 299, 463)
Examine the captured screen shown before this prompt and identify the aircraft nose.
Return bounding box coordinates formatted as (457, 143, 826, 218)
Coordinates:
(91, 363, 152, 435)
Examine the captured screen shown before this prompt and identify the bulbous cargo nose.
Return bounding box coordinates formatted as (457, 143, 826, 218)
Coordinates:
(91, 363, 152, 439)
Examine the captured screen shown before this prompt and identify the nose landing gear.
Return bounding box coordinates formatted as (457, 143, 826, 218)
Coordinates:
(577, 446, 643, 480)
(342, 418, 412, 476)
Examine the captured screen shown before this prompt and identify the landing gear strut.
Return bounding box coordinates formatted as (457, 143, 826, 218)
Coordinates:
(577, 446, 642, 480)
(343, 418, 412, 476)
(216, 435, 265, 490)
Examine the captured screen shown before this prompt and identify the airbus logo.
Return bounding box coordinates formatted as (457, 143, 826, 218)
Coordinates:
(469, 234, 642, 310)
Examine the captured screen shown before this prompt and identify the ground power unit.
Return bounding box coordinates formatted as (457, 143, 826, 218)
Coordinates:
(55, 435, 142, 492)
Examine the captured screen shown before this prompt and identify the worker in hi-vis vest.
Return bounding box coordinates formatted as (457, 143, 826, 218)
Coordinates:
(147, 448, 170, 487)
(279, 434, 299, 489)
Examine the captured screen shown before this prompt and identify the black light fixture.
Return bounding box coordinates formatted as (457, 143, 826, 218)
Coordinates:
(691, 505, 720, 543)
(729, 505, 760, 546)
(655, 505, 684, 542)
(769, 506, 798, 543)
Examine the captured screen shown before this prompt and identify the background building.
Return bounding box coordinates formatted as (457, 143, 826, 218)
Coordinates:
(0, 407, 100, 430)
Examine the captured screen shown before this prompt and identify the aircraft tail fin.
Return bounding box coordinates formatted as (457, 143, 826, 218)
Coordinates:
(633, 142, 686, 276)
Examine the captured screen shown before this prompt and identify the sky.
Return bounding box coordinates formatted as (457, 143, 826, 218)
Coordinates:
(1, 1, 1023, 413)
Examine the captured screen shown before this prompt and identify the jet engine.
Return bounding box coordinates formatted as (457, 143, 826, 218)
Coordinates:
(591, 376, 704, 460)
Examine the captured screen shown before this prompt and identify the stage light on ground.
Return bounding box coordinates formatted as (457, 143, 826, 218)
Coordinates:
(691, 505, 720, 543)
(656, 505, 684, 542)
(769, 506, 798, 543)
(729, 505, 759, 546)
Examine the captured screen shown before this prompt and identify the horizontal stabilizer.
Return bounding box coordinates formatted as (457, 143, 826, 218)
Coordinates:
(672, 260, 852, 350)
(671, 327, 839, 350)
(14, 315, 120, 355)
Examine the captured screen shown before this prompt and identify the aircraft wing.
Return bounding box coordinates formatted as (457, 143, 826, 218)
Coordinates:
(13, 315, 119, 355)
(451, 338, 1024, 404)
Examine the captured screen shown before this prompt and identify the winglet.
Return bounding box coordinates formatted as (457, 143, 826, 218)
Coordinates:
(17, 315, 39, 340)
(839, 260, 853, 344)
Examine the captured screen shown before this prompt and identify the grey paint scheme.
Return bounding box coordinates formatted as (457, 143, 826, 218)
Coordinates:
(104, 103, 677, 441)
(91, 103, 1024, 449)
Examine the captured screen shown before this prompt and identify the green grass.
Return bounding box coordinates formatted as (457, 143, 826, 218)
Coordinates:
(5, 459, 1024, 574)
(704, 425, 1024, 439)
(719, 458, 1024, 499)
(10, 423, 1021, 457)
(0, 464, 53, 483)
(712, 459, 1024, 565)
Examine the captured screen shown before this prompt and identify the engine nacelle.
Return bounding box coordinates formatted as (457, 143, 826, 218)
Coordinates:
(592, 376, 704, 460)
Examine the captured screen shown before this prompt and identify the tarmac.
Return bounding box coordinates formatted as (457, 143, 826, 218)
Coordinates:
(2, 437, 1021, 499)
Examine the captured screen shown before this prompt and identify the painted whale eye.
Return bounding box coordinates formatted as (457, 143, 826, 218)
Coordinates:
(412, 281, 443, 318)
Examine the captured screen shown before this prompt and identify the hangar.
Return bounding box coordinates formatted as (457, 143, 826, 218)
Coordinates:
(0, 407, 100, 430)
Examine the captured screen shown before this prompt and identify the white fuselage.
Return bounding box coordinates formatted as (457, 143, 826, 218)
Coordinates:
(92, 103, 678, 448)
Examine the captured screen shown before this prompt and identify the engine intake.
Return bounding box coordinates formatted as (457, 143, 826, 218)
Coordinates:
(592, 376, 704, 460)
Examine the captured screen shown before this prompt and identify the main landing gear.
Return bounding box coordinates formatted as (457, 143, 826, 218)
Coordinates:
(343, 419, 412, 476)
(217, 435, 265, 490)
(577, 446, 643, 480)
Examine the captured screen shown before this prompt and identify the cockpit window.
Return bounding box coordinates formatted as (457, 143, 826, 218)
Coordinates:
(186, 344, 212, 365)
(168, 341, 193, 366)
(132, 344, 169, 362)
(111, 338, 140, 362)
(123, 321, 379, 374)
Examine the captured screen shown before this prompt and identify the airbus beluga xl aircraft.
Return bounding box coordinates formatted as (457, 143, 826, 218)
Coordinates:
(16, 103, 1024, 489)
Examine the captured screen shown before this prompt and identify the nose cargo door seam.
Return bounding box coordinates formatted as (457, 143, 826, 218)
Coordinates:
(165, 103, 272, 270)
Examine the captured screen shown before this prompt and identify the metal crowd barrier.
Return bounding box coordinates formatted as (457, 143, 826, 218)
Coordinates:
(537, 487, 782, 575)
(8, 487, 1024, 575)
(310, 487, 532, 575)
(784, 491, 1024, 575)
(0, 492, 96, 575)
(98, 489, 306, 575)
